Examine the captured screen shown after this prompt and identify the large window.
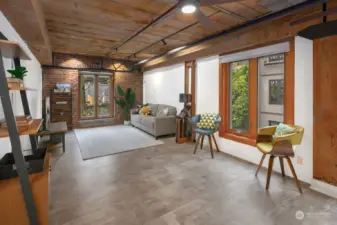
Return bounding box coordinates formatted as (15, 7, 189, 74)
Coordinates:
(219, 41, 295, 146)
(230, 60, 249, 132)
(80, 74, 113, 119)
(258, 53, 285, 128)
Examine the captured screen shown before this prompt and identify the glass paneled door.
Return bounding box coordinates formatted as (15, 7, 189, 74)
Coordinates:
(80, 74, 113, 119)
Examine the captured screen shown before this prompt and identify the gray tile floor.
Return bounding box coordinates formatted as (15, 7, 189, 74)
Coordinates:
(49, 132, 337, 225)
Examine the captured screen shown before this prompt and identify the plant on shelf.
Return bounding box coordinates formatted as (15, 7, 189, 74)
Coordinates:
(114, 85, 136, 125)
(6, 66, 27, 88)
(7, 66, 27, 80)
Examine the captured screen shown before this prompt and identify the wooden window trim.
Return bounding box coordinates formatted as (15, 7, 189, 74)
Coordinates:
(78, 73, 114, 121)
(219, 40, 294, 147)
(185, 61, 196, 116)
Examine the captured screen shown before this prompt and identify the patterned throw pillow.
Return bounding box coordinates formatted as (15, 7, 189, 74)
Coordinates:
(275, 123, 296, 136)
(197, 113, 218, 130)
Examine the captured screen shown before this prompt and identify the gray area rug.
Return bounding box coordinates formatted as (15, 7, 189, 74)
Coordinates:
(75, 125, 164, 160)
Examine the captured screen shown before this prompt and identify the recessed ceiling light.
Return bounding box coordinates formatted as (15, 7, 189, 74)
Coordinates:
(181, 4, 196, 14)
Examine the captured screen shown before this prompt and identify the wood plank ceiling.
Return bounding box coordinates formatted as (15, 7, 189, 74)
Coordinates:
(2, 0, 307, 64)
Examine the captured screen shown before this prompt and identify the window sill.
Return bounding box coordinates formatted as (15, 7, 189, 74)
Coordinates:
(219, 132, 256, 147)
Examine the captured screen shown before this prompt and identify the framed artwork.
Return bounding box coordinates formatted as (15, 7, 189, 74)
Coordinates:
(269, 79, 284, 105)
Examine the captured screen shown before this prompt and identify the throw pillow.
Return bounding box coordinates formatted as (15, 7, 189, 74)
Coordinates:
(157, 108, 168, 117)
(197, 113, 218, 130)
(140, 106, 151, 115)
(275, 123, 296, 136)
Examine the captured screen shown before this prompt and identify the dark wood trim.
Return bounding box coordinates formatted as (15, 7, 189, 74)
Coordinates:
(249, 58, 258, 139)
(219, 132, 256, 146)
(284, 40, 295, 125)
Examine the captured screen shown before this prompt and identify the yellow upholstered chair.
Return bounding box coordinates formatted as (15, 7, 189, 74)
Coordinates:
(255, 124, 304, 193)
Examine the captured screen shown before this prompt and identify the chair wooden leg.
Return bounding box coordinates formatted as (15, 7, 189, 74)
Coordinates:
(266, 155, 275, 190)
(285, 156, 303, 193)
(208, 135, 214, 159)
(279, 157, 285, 177)
(200, 135, 205, 149)
(255, 154, 266, 176)
(193, 135, 202, 155)
(212, 134, 220, 152)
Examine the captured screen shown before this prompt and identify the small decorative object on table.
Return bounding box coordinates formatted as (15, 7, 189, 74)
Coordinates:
(6, 66, 27, 88)
(54, 83, 71, 93)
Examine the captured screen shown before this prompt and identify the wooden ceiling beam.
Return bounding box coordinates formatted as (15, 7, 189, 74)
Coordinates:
(211, 5, 247, 21)
(30, 0, 52, 64)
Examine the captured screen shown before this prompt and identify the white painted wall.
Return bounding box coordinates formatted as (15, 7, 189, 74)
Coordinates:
(143, 64, 185, 112)
(196, 55, 219, 115)
(142, 37, 315, 184)
(0, 12, 42, 157)
(294, 36, 313, 183)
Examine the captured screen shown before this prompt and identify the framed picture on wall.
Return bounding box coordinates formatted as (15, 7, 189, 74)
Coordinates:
(269, 79, 284, 105)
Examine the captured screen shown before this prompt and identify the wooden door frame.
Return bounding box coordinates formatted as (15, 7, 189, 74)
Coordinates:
(185, 60, 196, 116)
(78, 72, 114, 121)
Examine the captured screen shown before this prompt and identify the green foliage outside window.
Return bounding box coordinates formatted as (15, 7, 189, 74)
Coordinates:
(230, 61, 249, 131)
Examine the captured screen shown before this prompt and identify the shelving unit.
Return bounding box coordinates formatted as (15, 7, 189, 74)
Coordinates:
(0, 41, 48, 225)
(8, 86, 36, 91)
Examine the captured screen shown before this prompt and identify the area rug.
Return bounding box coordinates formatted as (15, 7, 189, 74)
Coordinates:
(74, 125, 164, 160)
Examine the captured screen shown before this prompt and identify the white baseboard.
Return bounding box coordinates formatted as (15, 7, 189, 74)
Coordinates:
(310, 179, 337, 199)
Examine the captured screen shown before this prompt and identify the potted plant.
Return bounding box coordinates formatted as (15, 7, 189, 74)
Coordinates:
(7, 66, 27, 88)
(114, 85, 136, 125)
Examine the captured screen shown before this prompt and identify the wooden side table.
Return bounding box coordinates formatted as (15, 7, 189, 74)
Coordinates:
(176, 118, 194, 144)
(37, 122, 68, 153)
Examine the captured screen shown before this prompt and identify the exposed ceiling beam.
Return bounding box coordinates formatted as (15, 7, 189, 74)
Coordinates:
(139, 0, 332, 67)
(30, 0, 52, 63)
(211, 5, 247, 21)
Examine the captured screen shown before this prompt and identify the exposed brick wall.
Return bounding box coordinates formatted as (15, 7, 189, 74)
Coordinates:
(43, 54, 143, 129)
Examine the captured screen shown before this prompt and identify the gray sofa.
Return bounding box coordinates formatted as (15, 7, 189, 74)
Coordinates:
(131, 103, 177, 139)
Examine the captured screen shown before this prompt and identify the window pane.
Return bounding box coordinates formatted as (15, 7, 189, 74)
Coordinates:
(80, 75, 96, 118)
(258, 53, 285, 128)
(98, 76, 112, 117)
(230, 60, 249, 132)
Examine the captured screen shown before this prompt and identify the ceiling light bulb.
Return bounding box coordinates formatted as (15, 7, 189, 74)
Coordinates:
(182, 4, 196, 14)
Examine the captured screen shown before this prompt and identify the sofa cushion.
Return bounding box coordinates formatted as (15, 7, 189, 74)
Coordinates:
(141, 116, 155, 128)
(131, 114, 141, 124)
(148, 104, 159, 116)
(156, 104, 177, 116)
(157, 108, 168, 117)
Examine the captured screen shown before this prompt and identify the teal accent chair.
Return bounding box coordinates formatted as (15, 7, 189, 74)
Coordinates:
(191, 114, 221, 158)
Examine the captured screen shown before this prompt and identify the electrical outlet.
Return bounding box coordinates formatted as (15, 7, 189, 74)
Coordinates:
(297, 156, 304, 165)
